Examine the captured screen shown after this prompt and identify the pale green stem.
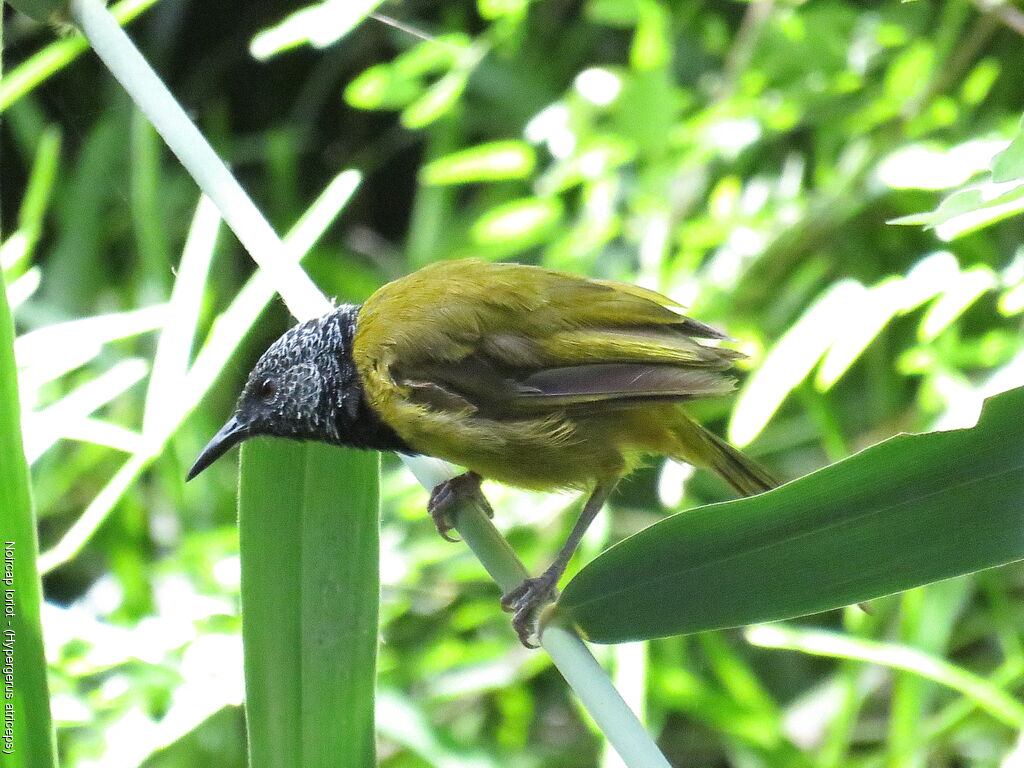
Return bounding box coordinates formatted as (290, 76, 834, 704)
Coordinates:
(405, 456, 672, 768)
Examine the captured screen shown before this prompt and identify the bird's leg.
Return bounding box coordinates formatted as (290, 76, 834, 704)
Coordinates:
(427, 471, 494, 542)
(501, 481, 615, 647)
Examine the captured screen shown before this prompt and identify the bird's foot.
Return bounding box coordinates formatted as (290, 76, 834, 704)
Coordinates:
(501, 575, 559, 648)
(427, 471, 492, 542)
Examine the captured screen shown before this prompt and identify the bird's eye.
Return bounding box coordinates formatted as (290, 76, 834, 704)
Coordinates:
(255, 378, 277, 400)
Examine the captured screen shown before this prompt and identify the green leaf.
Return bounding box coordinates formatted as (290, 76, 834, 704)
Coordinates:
(477, 0, 529, 21)
(586, 0, 640, 27)
(419, 140, 536, 185)
(537, 135, 637, 193)
(470, 197, 563, 246)
(239, 439, 380, 768)
(745, 624, 1024, 728)
(250, 0, 384, 60)
(401, 69, 470, 129)
(0, 272, 56, 767)
(394, 34, 471, 79)
(888, 181, 1024, 239)
(630, 0, 670, 71)
(558, 386, 1024, 644)
(343, 63, 422, 111)
(991, 116, 1024, 184)
(730, 280, 865, 447)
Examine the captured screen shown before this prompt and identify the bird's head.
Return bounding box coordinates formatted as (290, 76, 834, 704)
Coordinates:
(186, 305, 362, 481)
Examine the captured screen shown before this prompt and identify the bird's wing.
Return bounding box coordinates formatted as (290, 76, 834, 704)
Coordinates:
(355, 258, 741, 416)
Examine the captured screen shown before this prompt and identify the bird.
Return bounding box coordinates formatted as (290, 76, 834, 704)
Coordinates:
(187, 258, 776, 645)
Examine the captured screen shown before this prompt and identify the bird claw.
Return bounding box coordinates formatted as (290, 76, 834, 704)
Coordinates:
(427, 472, 492, 542)
(501, 576, 559, 648)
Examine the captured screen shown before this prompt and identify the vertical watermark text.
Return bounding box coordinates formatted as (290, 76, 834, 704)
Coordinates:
(3, 541, 15, 755)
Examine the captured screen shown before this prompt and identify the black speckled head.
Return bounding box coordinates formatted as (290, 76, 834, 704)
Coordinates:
(186, 305, 412, 480)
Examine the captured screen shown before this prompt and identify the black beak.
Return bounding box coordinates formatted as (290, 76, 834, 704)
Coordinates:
(186, 415, 249, 481)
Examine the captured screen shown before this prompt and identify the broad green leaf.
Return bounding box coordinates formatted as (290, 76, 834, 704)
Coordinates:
(419, 141, 535, 185)
(0, 271, 56, 767)
(239, 439, 379, 768)
(558, 386, 1024, 644)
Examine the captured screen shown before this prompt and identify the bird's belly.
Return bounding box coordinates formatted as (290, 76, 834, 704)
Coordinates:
(379, 397, 689, 491)
(384, 401, 628, 490)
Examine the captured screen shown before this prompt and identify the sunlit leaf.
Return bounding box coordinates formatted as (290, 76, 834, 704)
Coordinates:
(470, 197, 563, 245)
(730, 280, 865, 446)
(1000, 279, 1024, 316)
(14, 304, 166, 380)
(401, 69, 470, 129)
(891, 181, 1024, 240)
(815, 279, 904, 390)
(478, 0, 529, 21)
(877, 140, 1005, 191)
(250, 0, 384, 60)
(344, 64, 421, 110)
(143, 196, 219, 436)
(918, 266, 995, 342)
(538, 135, 637, 193)
(815, 253, 975, 390)
(959, 59, 1000, 106)
(420, 140, 536, 185)
(24, 358, 149, 463)
(5, 267, 41, 309)
(991, 116, 1024, 184)
(630, 0, 670, 71)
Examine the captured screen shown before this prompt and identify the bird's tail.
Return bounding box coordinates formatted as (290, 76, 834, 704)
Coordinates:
(670, 414, 777, 496)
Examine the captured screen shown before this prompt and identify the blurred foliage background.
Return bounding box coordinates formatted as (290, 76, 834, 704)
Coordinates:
(3, 0, 1024, 765)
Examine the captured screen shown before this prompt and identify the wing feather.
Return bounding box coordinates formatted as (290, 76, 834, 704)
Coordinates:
(355, 258, 742, 418)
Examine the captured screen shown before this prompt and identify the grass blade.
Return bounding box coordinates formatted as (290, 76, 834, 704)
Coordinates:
(559, 385, 1024, 643)
(745, 624, 1024, 729)
(238, 439, 379, 768)
(0, 272, 56, 766)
